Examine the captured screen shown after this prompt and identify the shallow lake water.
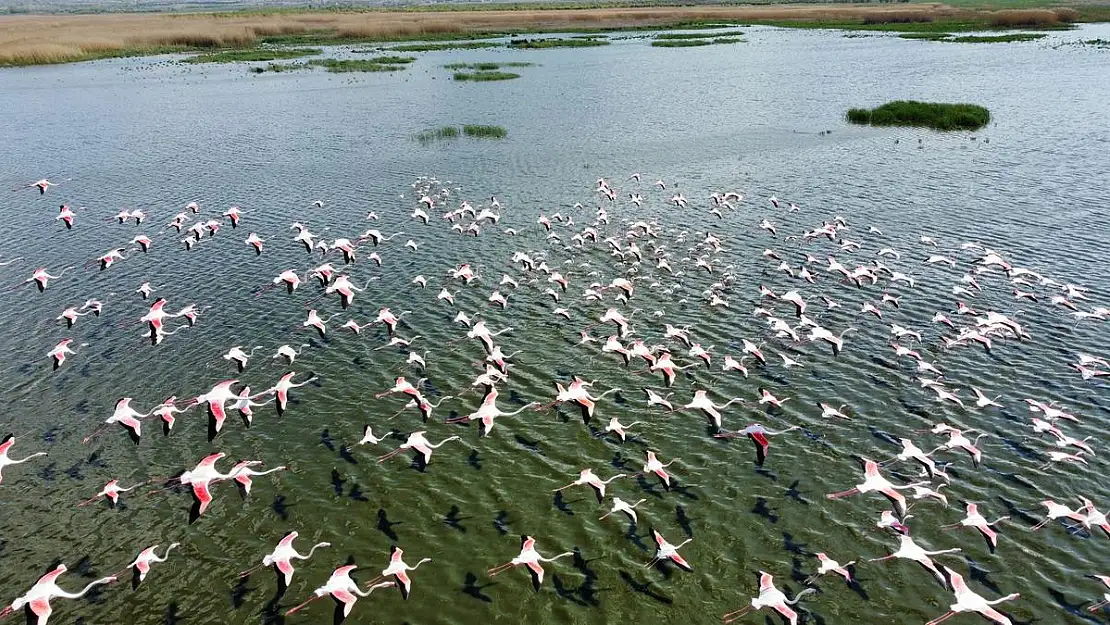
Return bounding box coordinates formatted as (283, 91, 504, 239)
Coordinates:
(0, 24, 1108, 625)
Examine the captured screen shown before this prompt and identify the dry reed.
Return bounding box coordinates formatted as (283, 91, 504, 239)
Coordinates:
(0, 4, 1077, 67)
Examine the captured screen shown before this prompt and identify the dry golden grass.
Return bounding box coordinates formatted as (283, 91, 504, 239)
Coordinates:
(0, 3, 1076, 66)
(987, 7, 1078, 27)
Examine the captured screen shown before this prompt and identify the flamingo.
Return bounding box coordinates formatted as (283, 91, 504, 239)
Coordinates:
(552, 468, 626, 503)
(239, 531, 330, 586)
(83, 397, 151, 443)
(926, 567, 1020, 625)
(599, 497, 646, 523)
(642, 450, 678, 487)
(177, 452, 232, 516)
(274, 344, 308, 364)
(125, 544, 179, 583)
(77, 479, 139, 507)
(0, 435, 46, 485)
(722, 571, 815, 625)
(806, 552, 854, 584)
(258, 372, 317, 413)
(0, 564, 115, 625)
(368, 546, 431, 599)
(680, 390, 743, 428)
(47, 339, 81, 370)
(189, 380, 240, 433)
(228, 460, 286, 494)
(714, 423, 800, 464)
(487, 536, 574, 587)
(826, 457, 914, 516)
(222, 346, 262, 372)
(377, 431, 461, 465)
(647, 530, 692, 571)
(868, 534, 961, 587)
(285, 565, 393, 618)
(942, 503, 1008, 549)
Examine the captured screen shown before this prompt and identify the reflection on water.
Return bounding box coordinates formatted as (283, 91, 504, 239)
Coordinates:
(0, 24, 1108, 625)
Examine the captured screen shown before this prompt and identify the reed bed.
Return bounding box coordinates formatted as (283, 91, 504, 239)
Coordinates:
(846, 101, 990, 131)
(0, 5, 1023, 67)
(413, 124, 507, 144)
(463, 124, 508, 138)
(453, 70, 520, 81)
(184, 47, 321, 63)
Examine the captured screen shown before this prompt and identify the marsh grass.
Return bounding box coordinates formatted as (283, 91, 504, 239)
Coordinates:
(508, 37, 611, 48)
(950, 33, 1046, 42)
(308, 58, 408, 72)
(1082, 38, 1110, 46)
(654, 29, 744, 39)
(388, 41, 500, 51)
(250, 62, 311, 72)
(184, 47, 321, 63)
(453, 71, 520, 80)
(413, 124, 506, 143)
(463, 125, 508, 138)
(899, 32, 954, 40)
(443, 62, 534, 69)
(651, 37, 742, 47)
(847, 101, 990, 131)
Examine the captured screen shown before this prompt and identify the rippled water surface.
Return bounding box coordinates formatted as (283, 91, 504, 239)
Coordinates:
(1, 24, 1109, 625)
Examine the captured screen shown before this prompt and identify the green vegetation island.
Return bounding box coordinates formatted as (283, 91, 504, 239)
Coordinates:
(846, 101, 991, 131)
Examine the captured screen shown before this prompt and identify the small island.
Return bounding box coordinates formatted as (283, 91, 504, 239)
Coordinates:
(846, 100, 990, 131)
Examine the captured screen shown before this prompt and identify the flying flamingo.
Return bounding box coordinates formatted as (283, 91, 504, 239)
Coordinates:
(647, 530, 692, 571)
(47, 339, 83, 370)
(231, 386, 274, 425)
(83, 397, 151, 443)
(0, 564, 116, 625)
(274, 344, 308, 364)
(77, 479, 140, 507)
(942, 503, 1008, 550)
(238, 531, 330, 587)
(376, 431, 461, 465)
(679, 390, 743, 428)
(56, 205, 75, 229)
(600, 497, 646, 523)
(806, 553, 854, 585)
(826, 457, 915, 516)
(258, 372, 317, 413)
(642, 450, 678, 488)
(600, 417, 644, 442)
(176, 452, 232, 516)
(20, 267, 72, 292)
(285, 565, 393, 618)
(189, 380, 240, 433)
(303, 310, 340, 337)
(1088, 575, 1110, 612)
(228, 460, 286, 494)
(487, 535, 574, 587)
(376, 376, 425, 401)
(722, 571, 816, 625)
(1031, 500, 1086, 530)
(926, 567, 1019, 625)
(868, 534, 961, 587)
(445, 389, 536, 435)
(552, 468, 627, 503)
(714, 423, 800, 464)
(367, 546, 432, 600)
(123, 544, 179, 584)
(0, 435, 46, 485)
(245, 233, 263, 255)
(223, 346, 262, 372)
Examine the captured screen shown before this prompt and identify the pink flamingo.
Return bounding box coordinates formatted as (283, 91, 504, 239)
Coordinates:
(77, 479, 140, 507)
(552, 468, 626, 502)
(487, 536, 574, 587)
(256, 372, 316, 413)
(47, 339, 82, 370)
(367, 546, 432, 599)
(868, 534, 961, 587)
(189, 380, 240, 433)
(285, 565, 393, 618)
(0, 435, 46, 484)
(642, 450, 678, 487)
(647, 530, 692, 571)
(377, 431, 461, 465)
(176, 452, 232, 516)
(0, 564, 116, 625)
(826, 457, 915, 516)
(926, 567, 1019, 625)
(806, 553, 854, 584)
(228, 460, 286, 494)
(238, 531, 330, 586)
(123, 544, 179, 583)
(722, 571, 816, 625)
(941, 503, 1008, 549)
(83, 397, 151, 443)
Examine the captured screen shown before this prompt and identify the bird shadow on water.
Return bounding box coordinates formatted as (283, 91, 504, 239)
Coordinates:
(553, 491, 576, 516)
(751, 497, 778, 524)
(271, 494, 290, 520)
(444, 505, 469, 532)
(617, 570, 672, 605)
(462, 572, 495, 603)
(163, 602, 182, 625)
(320, 429, 335, 452)
(330, 469, 345, 496)
(337, 445, 357, 466)
(493, 510, 510, 535)
(377, 508, 401, 541)
(675, 505, 694, 539)
(467, 449, 482, 470)
(1047, 587, 1102, 624)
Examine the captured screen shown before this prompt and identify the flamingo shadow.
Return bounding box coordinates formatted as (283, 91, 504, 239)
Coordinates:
(462, 572, 494, 603)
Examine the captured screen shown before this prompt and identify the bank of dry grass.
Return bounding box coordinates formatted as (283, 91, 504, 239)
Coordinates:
(0, 4, 1098, 67)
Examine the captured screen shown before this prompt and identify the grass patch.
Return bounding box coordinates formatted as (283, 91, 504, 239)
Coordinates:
(1082, 38, 1110, 47)
(413, 124, 507, 144)
(847, 101, 990, 131)
(184, 47, 321, 63)
(308, 59, 408, 72)
(250, 62, 312, 73)
(651, 37, 742, 47)
(353, 55, 416, 64)
(463, 124, 508, 138)
(950, 33, 1046, 42)
(900, 32, 954, 40)
(443, 61, 534, 69)
(454, 71, 520, 81)
(508, 37, 610, 48)
(388, 41, 501, 52)
(654, 29, 744, 39)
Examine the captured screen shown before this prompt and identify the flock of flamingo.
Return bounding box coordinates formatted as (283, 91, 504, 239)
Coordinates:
(0, 173, 1107, 625)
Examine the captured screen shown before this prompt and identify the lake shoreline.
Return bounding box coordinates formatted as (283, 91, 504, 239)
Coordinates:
(1, 2, 1106, 67)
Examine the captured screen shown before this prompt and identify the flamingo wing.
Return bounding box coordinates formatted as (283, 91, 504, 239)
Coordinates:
(192, 481, 214, 514)
(525, 561, 545, 585)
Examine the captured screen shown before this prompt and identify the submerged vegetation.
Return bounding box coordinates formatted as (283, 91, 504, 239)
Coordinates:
(453, 71, 520, 81)
(651, 37, 742, 47)
(654, 30, 744, 39)
(443, 62, 534, 70)
(184, 47, 320, 63)
(388, 41, 500, 52)
(508, 37, 611, 48)
(414, 124, 507, 144)
(846, 101, 991, 131)
(309, 58, 413, 72)
(900, 31, 1047, 42)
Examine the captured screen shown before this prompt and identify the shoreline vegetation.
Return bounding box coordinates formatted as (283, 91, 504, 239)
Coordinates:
(1, 4, 1105, 67)
(846, 100, 991, 131)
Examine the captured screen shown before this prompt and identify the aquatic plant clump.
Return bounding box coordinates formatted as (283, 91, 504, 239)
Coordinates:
(308, 58, 411, 72)
(949, 33, 1046, 43)
(388, 41, 501, 52)
(654, 30, 744, 39)
(463, 125, 508, 139)
(184, 47, 321, 63)
(651, 37, 742, 47)
(846, 101, 990, 131)
(453, 71, 520, 81)
(443, 62, 534, 70)
(508, 38, 610, 49)
(413, 124, 506, 144)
